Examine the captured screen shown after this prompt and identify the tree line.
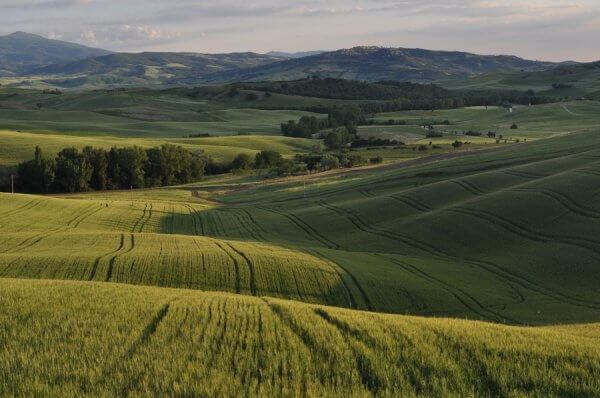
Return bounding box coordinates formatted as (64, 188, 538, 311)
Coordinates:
(14, 144, 205, 194)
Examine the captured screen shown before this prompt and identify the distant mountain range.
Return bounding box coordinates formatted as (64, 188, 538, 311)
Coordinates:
(208, 47, 565, 84)
(0, 32, 578, 89)
(0, 32, 111, 76)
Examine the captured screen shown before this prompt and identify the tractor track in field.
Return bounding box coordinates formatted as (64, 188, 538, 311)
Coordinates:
(225, 243, 257, 296)
(264, 299, 382, 395)
(221, 208, 264, 242)
(138, 203, 153, 232)
(502, 169, 547, 179)
(385, 195, 432, 212)
(317, 197, 600, 311)
(313, 308, 384, 393)
(451, 179, 486, 196)
(185, 204, 205, 236)
(359, 189, 375, 198)
(308, 249, 363, 311)
(213, 241, 241, 294)
(449, 206, 600, 257)
(186, 205, 201, 236)
(316, 199, 445, 258)
(256, 205, 339, 250)
(0, 198, 41, 221)
(376, 254, 516, 324)
(89, 233, 125, 281)
(509, 187, 600, 218)
(71, 206, 104, 228)
(131, 203, 148, 233)
(104, 234, 135, 282)
(65, 204, 98, 227)
(237, 208, 268, 240)
(1, 225, 70, 254)
(124, 301, 172, 359)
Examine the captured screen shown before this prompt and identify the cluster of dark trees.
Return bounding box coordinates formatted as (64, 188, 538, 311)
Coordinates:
(294, 152, 367, 171)
(244, 78, 556, 114)
(280, 116, 325, 138)
(229, 148, 370, 176)
(246, 78, 457, 102)
(465, 130, 482, 137)
(324, 128, 356, 149)
(426, 130, 444, 138)
(350, 138, 403, 148)
(15, 144, 205, 194)
(365, 119, 407, 126)
(230, 150, 304, 175)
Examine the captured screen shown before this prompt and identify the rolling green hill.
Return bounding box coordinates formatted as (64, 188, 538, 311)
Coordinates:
(0, 32, 111, 76)
(3, 130, 600, 325)
(1, 278, 598, 397)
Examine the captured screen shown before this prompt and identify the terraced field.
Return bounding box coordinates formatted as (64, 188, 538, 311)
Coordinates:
(2, 279, 599, 397)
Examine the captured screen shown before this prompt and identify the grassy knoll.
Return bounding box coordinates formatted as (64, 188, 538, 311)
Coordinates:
(1, 278, 599, 397)
(2, 131, 600, 325)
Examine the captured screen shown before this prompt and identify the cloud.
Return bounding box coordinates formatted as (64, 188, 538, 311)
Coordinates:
(77, 24, 181, 47)
(1, 0, 599, 60)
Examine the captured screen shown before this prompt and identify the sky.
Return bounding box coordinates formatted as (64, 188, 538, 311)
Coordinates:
(2, 0, 599, 61)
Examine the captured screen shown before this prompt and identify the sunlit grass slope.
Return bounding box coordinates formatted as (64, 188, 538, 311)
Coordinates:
(0, 195, 355, 307)
(1, 279, 599, 397)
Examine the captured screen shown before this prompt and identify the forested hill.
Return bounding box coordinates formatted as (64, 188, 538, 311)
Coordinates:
(203, 46, 562, 83)
(241, 79, 455, 100)
(235, 78, 555, 110)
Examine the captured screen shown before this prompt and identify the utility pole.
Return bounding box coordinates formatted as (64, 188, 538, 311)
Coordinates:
(130, 185, 133, 206)
(11, 175, 14, 194)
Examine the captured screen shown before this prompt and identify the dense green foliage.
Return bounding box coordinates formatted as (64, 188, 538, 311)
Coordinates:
(280, 115, 322, 138)
(249, 78, 555, 114)
(16, 144, 204, 193)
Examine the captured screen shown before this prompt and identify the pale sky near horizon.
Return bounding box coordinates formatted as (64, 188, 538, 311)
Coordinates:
(2, 0, 599, 62)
